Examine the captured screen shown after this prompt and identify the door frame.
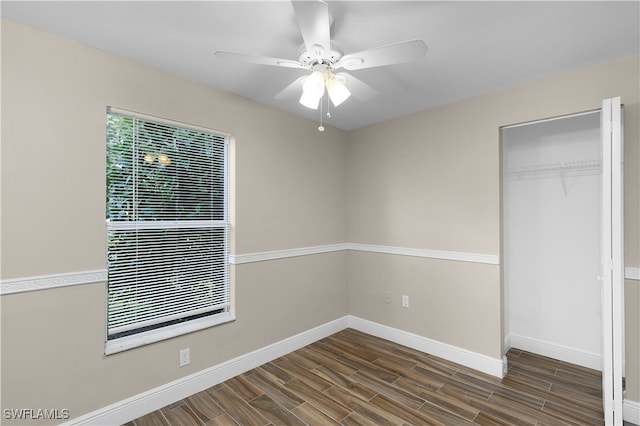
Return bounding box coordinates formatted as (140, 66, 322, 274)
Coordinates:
(499, 96, 625, 424)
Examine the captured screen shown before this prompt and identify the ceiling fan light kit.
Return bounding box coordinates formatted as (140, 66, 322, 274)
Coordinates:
(215, 0, 428, 129)
(299, 68, 351, 110)
(326, 74, 350, 107)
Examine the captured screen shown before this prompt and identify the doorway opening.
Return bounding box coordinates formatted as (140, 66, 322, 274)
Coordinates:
(502, 110, 603, 369)
(501, 98, 625, 424)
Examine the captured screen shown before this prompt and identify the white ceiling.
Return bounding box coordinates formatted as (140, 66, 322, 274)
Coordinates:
(2, 1, 639, 130)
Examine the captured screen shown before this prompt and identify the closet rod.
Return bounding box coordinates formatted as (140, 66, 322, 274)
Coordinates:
(501, 108, 600, 130)
(504, 158, 601, 175)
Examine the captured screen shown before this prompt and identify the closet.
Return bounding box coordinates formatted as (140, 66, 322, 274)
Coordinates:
(502, 111, 603, 368)
(502, 97, 625, 424)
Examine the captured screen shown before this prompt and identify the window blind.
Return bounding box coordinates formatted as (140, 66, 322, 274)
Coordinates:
(106, 107, 229, 343)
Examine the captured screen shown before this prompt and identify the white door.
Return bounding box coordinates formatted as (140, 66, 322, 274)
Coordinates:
(601, 96, 624, 425)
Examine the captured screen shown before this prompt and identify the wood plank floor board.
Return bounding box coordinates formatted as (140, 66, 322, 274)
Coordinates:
(185, 391, 226, 422)
(542, 399, 604, 426)
(497, 371, 604, 421)
(259, 362, 295, 385)
(206, 383, 271, 426)
(500, 371, 553, 392)
(335, 355, 400, 384)
(473, 410, 516, 426)
(416, 400, 477, 426)
(300, 347, 359, 376)
(247, 394, 307, 426)
(393, 370, 444, 393)
(160, 401, 203, 426)
(126, 329, 606, 426)
(368, 393, 444, 426)
(284, 378, 352, 422)
(393, 377, 479, 421)
(285, 349, 323, 370)
(372, 354, 420, 377)
(290, 402, 341, 426)
(486, 393, 582, 426)
(242, 369, 305, 411)
(277, 359, 334, 392)
(454, 370, 545, 409)
(324, 336, 384, 363)
(322, 385, 406, 426)
(554, 367, 603, 389)
(223, 376, 264, 402)
(313, 365, 379, 401)
(340, 410, 386, 426)
(207, 412, 242, 426)
(133, 409, 170, 426)
(351, 370, 426, 410)
(418, 367, 494, 401)
(389, 345, 436, 367)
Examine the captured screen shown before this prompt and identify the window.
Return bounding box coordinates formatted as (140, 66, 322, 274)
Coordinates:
(105, 107, 231, 354)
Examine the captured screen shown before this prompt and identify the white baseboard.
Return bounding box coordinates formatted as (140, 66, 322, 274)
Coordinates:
(62, 317, 349, 425)
(347, 316, 506, 378)
(65, 316, 634, 425)
(625, 399, 640, 425)
(508, 333, 603, 371)
(64, 316, 506, 424)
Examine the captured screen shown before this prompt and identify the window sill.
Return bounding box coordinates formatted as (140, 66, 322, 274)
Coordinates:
(105, 312, 235, 355)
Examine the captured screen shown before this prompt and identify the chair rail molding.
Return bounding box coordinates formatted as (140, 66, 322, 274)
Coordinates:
(0, 270, 107, 295)
(2, 256, 636, 296)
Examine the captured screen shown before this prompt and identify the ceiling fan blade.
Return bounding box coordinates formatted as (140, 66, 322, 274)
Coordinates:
(335, 72, 378, 101)
(336, 39, 428, 71)
(215, 50, 306, 69)
(292, 0, 331, 60)
(274, 75, 307, 99)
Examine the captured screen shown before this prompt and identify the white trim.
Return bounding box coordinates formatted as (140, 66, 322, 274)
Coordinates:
(508, 333, 603, 371)
(347, 316, 506, 378)
(347, 243, 500, 265)
(67, 314, 640, 424)
(62, 316, 349, 426)
(230, 243, 499, 265)
(2, 256, 635, 296)
(625, 267, 640, 281)
(105, 313, 235, 355)
(229, 243, 348, 264)
(624, 399, 640, 425)
(62, 315, 509, 424)
(0, 270, 106, 295)
(107, 106, 233, 139)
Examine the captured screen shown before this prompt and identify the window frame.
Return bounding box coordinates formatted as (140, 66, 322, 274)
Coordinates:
(105, 107, 233, 355)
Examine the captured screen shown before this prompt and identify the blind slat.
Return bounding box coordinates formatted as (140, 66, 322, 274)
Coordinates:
(107, 109, 229, 341)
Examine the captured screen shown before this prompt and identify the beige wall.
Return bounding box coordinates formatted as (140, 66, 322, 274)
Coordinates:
(347, 55, 640, 398)
(1, 19, 348, 423)
(2, 16, 639, 423)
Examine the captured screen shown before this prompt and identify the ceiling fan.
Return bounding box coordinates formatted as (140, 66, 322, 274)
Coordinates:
(215, 0, 428, 113)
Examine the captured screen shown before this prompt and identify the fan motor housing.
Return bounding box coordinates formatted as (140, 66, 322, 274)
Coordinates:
(298, 41, 344, 68)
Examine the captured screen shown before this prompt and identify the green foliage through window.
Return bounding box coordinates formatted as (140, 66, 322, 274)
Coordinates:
(106, 109, 229, 342)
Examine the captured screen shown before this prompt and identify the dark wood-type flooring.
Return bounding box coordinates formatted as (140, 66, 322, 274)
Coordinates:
(125, 328, 606, 425)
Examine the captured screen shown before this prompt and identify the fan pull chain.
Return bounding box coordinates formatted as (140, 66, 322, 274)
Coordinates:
(318, 94, 325, 132)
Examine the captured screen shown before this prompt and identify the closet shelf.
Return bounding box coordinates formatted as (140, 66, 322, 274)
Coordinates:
(503, 158, 601, 176)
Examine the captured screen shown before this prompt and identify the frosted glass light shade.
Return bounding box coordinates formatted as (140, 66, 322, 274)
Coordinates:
(326, 77, 351, 106)
(299, 71, 325, 109)
(299, 90, 321, 109)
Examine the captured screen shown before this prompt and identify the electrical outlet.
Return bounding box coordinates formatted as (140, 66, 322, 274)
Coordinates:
(384, 291, 391, 304)
(179, 348, 190, 367)
(402, 295, 409, 308)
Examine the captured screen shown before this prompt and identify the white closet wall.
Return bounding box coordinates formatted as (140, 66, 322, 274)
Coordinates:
(503, 112, 603, 369)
